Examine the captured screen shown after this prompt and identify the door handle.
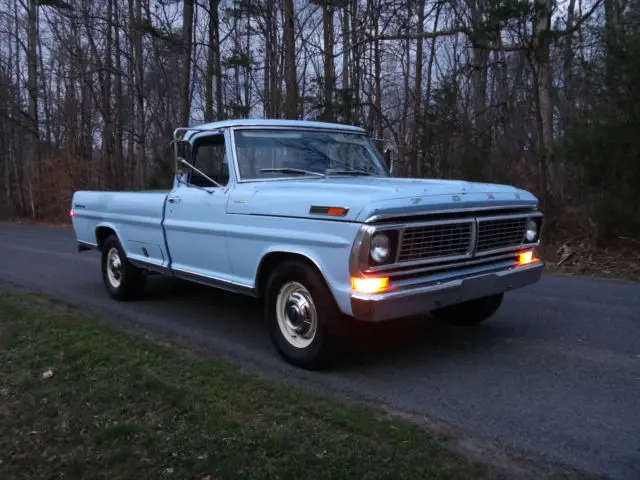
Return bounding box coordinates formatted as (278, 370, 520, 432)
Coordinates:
(167, 196, 181, 204)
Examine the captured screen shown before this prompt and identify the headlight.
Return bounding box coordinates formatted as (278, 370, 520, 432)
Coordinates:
(525, 219, 538, 242)
(370, 233, 391, 263)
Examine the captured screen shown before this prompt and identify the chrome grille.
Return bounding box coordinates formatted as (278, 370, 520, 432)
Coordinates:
(476, 217, 527, 253)
(398, 222, 473, 262)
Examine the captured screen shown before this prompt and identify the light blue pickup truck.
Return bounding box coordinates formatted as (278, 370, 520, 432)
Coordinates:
(71, 119, 544, 369)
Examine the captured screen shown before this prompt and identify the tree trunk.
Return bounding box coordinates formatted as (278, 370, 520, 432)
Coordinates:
(205, 2, 215, 122)
(422, 3, 441, 178)
(350, 0, 361, 123)
(467, 0, 490, 180)
(103, 0, 114, 187)
(530, 0, 554, 208)
(181, 0, 194, 126)
(114, 0, 125, 189)
(213, 0, 223, 120)
(322, 2, 334, 121)
(604, 0, 617, 92)
(27, 0, 39, 218)
(373, 2, 382, 139)
(264, 0, 271, 116)
(134, 0, 146, 188)
(410, 0, 425, 177)
(205, 0, 223, 121)
(341, 5, 350, 123)
(283, 0, 298, 118)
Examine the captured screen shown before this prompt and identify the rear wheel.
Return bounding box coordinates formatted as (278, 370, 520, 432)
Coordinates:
(431, 293, 504, 326)
(101, 234, 146, 301)
(264, 260, 343, 370)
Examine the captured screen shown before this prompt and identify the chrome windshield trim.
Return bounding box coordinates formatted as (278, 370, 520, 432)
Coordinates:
(230, 124, 366, 133)
(229, 126, 386, 184)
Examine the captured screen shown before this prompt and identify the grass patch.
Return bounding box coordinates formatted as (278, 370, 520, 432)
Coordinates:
(0, 290, 496, 480)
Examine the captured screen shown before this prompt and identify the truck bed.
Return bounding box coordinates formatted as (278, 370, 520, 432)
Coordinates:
(72, 190, 171, 270)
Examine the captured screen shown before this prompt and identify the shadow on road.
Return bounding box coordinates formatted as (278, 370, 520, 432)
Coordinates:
(140, 274, 517, 373)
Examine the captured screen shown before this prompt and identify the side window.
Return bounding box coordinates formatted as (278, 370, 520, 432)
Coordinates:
(189, 134, 229, 187)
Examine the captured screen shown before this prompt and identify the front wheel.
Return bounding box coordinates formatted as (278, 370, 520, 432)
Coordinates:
(264, 260, 343, 370)
(431, 293, 504, 326)
(101, 234, 146, 301)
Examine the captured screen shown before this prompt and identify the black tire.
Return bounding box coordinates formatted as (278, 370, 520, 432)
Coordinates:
(264, 259, 344, 370)
(431, 293, 504, 326)
(101, 234, 146, 301)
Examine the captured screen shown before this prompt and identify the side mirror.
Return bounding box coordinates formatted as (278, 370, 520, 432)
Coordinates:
(383, 149, 392, 170)
(370, 136, 394, 175)
(176, 140, 189, 159)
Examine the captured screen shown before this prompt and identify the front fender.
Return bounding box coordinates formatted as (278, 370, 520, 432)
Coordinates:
(225, 215, 362, 316)
(254, 244, 354, 316)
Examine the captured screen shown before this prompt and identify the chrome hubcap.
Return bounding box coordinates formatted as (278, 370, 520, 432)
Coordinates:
(276, 281, 317, 349)
(106, 247, 123, 288)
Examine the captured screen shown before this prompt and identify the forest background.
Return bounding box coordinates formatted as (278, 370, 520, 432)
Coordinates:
(1, 0, 639, 278)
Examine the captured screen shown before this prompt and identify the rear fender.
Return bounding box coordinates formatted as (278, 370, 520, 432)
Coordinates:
(95, 222, 125, 253)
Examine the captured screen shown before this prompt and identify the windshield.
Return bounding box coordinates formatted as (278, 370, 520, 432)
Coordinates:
(232, 128, 390, 180)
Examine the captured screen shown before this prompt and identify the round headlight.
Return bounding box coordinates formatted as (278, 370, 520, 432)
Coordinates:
(370, 233, 391, 263)
(525, 219, 538, 242)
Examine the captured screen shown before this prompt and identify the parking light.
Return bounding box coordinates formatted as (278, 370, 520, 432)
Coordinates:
(351, 276, 389, 294)
(518, 251, 534, 265)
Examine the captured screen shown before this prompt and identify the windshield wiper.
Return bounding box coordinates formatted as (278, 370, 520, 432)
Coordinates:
(259, 168, 326, 178)
(327, 169, 376, 176)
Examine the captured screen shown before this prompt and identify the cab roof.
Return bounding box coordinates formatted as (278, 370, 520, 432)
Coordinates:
(181, 118, 366, 141)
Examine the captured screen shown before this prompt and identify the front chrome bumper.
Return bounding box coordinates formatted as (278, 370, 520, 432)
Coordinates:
(350, 260, 544, 322)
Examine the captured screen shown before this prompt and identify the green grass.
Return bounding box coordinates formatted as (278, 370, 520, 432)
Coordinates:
(0, 290, 496, 480)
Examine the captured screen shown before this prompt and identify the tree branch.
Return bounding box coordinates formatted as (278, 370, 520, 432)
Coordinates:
(376, 26, 466, 42)
(551, 0, 603, 38)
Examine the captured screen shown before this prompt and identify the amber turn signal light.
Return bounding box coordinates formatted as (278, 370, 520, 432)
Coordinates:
(351, 276, 389, 294)
(309, 205, 349, 216)
(326, 207, 347, 216)
(518, 250, 534, 265)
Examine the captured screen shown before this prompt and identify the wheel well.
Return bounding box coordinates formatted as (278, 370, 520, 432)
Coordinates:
(256, 252, 327, 298)
(95, 226, 116, 250)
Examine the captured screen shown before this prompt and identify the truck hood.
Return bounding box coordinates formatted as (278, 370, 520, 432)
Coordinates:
(226, 177, 539, 222)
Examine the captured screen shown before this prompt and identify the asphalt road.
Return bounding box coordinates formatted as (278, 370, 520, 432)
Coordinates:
(1, 223, 639, 479)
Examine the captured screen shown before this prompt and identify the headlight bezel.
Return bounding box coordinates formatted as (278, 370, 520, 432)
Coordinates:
(349, 226, 400, 275)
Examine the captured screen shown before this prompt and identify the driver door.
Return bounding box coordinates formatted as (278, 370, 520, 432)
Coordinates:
(163, 130, 234, 286)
